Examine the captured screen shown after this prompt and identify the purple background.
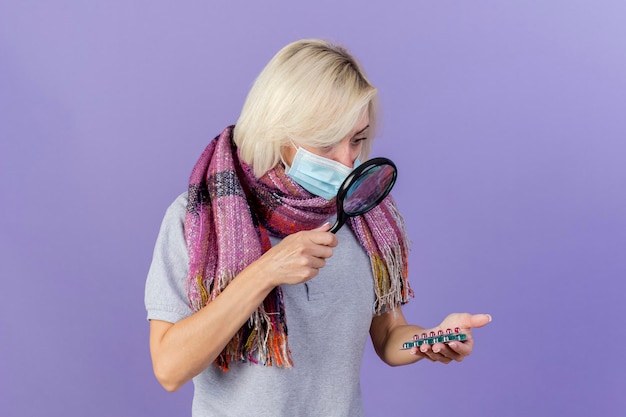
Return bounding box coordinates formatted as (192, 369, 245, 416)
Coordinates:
(1, 1, 624, 416)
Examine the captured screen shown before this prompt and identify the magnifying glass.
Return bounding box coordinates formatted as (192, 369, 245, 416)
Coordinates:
(329, 157, 398, 233)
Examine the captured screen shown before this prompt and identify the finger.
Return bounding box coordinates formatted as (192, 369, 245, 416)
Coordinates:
(409, 346, 441, 362)
(420, 349, 437, 362)
(409, 347, 422, 357)
(447, 341, 472, 357)
(312, 245, 334, 260)
(309, 222, 339, 247)
(308, 229, 338, 247)
(420, 341, 467, 363)
(423, 350, 452, 364)
(308, 257, 326, 269)
(468, 313, 492, 329)
(313, 222, 332, 232)
(433, 343, 465, 362)
(419, 344, 431, 356)
(444, 312, 492, 331)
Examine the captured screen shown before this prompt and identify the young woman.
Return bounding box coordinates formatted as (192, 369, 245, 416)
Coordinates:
(145, 38, 491, 417)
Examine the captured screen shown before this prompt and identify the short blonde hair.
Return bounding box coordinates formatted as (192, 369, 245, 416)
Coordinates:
(234, 39, 378, 178)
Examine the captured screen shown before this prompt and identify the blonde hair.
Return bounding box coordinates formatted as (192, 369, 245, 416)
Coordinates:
(234, 39, 378, 178)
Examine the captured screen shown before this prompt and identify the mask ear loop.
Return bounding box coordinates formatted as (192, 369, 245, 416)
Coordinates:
(280, 140, 299, 170)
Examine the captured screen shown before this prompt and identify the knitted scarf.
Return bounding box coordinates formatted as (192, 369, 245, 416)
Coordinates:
(185, 126, 413, 371)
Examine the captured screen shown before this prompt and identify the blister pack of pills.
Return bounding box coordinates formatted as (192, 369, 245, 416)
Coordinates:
(401, 328, 467, 350)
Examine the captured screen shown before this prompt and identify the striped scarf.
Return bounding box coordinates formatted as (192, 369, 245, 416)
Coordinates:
(185, 126, 413, 371)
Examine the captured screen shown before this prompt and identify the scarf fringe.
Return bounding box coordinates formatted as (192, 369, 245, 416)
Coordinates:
(357, 197, 414, 315)
(189, 271, 295, 371)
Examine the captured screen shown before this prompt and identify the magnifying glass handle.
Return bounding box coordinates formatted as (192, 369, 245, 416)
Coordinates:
(329, 208, 349, 233)
(329, 219, 342, 234)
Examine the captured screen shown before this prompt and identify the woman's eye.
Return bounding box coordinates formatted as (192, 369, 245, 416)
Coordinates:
(352, 137, 367, 145)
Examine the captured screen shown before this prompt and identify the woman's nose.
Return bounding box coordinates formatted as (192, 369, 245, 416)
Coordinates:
(330, 143, 357, 168)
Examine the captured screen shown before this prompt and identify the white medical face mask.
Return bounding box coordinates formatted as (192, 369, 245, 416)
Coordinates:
(286, 146, 359, 200)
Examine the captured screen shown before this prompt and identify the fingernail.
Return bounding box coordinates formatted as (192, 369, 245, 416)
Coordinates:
(433, 347, 440, 353)
(449, 342, 457, 348)
(487, 314, 493, 322)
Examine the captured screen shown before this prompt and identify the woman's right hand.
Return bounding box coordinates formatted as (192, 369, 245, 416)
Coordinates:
(149, 223, 337, 391)
(255, 222, 338, 287)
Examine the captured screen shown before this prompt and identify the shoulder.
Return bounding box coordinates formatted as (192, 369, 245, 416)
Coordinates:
(165, 192, 188, 218)
(156, 192, 189, 231)
(150, 192, 190, 254)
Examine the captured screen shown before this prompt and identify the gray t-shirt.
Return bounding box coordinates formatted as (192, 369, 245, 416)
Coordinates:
(145, 193, 376, 417)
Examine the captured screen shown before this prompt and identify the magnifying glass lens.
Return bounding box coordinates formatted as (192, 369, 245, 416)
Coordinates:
(343, 164, 395, 215)
(329, 158, 397, 233)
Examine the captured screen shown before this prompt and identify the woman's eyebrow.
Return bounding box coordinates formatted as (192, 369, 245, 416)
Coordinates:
(355, 125, 370, 136)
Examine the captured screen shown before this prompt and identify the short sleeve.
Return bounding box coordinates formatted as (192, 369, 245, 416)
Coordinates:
(144, 192, 194, 323)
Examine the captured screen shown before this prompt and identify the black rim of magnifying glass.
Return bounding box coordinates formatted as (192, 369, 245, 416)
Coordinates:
(329, 157, 397, 234)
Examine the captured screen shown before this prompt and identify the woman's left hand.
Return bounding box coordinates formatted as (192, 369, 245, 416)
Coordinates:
(410, 313, 492, 364)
